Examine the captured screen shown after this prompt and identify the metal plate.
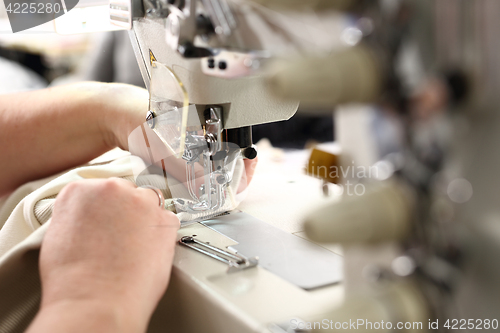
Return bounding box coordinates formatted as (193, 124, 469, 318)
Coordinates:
(202, 211, 343, 290)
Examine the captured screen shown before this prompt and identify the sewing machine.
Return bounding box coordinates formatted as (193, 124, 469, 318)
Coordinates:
(106, 1, 350, 332)
(104, 0, 500, 332)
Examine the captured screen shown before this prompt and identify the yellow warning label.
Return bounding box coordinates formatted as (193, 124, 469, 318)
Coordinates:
(149, 49, 157, 68)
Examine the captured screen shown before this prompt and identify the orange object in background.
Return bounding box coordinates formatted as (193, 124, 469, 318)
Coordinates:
(305, 148, 340, 184)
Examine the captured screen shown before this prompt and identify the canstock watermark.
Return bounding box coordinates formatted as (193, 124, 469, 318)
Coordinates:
(290, 318, 424, 331)
(309, 161, 381, 197)
(2, 0, 79, 32)
(290, 318, 499, 331)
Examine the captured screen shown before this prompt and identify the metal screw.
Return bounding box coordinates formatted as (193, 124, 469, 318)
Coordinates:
(146, 111, 156, 129)
(216, 175, 227, 185)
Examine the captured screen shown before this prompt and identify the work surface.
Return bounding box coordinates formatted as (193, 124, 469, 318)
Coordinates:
(239, 142, 341, 251)
(148, 142, 345, 333)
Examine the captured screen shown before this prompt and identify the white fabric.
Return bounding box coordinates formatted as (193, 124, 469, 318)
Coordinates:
(0, 149, 244, 257)
(0, 154, 135, 258)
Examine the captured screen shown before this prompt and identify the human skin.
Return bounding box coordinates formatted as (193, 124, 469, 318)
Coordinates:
(0, 82, 148, 196)
(26, 178, 180, 333)
(0, 81, 257, 196)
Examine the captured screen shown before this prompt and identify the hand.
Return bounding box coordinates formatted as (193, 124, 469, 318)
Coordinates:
(0, 82, 149, 196)
(94, 83, 258, 194)
(94, 82, 150, 151)
(28, 178, 179, 333)
(240, 158, 258, 193)
(128, 122, 258, 197)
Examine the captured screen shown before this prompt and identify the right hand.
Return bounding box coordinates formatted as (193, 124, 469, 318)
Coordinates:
(37, 178, 179, 332)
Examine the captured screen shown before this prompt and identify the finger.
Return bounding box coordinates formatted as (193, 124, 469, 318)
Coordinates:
(162, 210, 181, 229)
(237, 171, 248, 194)
(108, 177, 138, 189)
(137, 186, 165, 209)
(244, 157, 258, 186)
(163, 156, 205, 184)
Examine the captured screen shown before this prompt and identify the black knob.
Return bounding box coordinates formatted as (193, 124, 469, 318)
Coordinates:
(242, 146, 258, 160)
(218, 61, 227, 70)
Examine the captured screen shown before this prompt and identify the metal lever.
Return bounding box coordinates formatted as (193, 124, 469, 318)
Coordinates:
(179, 236, 258, 273)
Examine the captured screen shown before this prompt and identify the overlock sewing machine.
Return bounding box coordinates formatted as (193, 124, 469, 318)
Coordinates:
(56, 0, 500, 331)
